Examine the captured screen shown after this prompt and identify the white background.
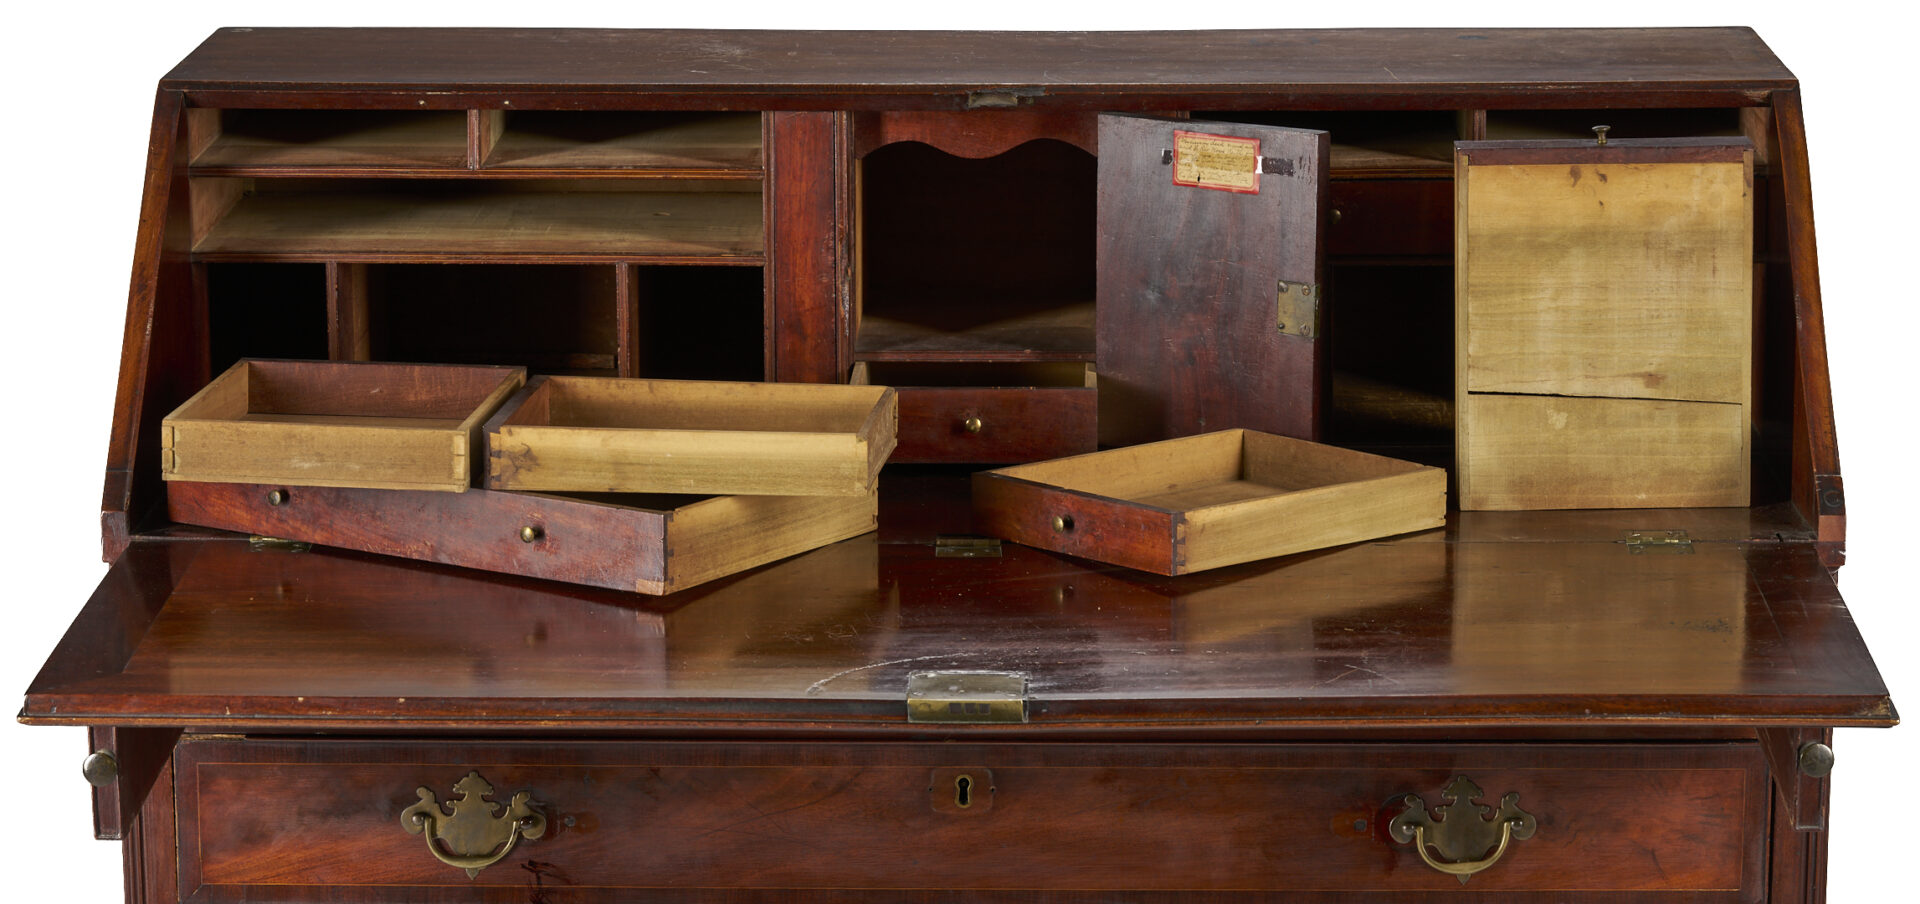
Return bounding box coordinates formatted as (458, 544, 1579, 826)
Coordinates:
(1, 2, 1909, 900)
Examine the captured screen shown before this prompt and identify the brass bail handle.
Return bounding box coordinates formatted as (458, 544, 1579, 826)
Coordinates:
(1387, 776, 1537, 884)
(400, 771, 547, 879)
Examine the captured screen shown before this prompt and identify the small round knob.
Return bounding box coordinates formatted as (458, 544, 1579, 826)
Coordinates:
(962, 416, 984, 434)
(81, 751, 118, 787)
(267, 489, 289, 506)
(520, 525, 543, 543)
(1592, 124, 1611, 146)
(1798, 741, 1835, 778)
(1330, 208, 1343, 225)
(1052, 514, 1074, 533)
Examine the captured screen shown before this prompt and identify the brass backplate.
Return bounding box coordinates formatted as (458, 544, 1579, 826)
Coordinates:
(1277, 280, 1320, 339)
(906, 670, 1030, 724)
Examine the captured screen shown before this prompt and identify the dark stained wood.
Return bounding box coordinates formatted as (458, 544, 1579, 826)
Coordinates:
(21, 529, 1893, 732)
(850, 110, 1097, 158)
(768, 112, 842, 382)
(887, 386, 1095, 463)
(1327, 180, 1451, 257)
(1771, 89, 1844, 548)
(1455, 136, 1753, 165)
(1757, 726, 1830, 831)
(1767, 729, 1834, 904)
(971, 473, 1179, 574)
(161, 29, 1794, 108)
(171, 737, 1766, 900)
(130, 751, 178, 904)
(1097, 114, 1328, 445)
(86, 727, 181, 842)
(855, 300, 1094, 362)
(323, 262, 368, 361)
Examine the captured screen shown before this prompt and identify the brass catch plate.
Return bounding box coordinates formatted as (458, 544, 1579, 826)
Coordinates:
(906, 670, 1030, 724)
(1277, 280, 1320, 339)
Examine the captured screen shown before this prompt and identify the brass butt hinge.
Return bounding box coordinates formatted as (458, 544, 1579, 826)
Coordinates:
(907, 670, 1030, 724)
(1278, 280, 1320, 339)
(249, 535, 312, 553)
(1623, 530, 1692, 555)
(934, 535, 1002, 558)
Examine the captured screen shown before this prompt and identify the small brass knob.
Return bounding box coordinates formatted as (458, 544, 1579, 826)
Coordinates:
(1052, 514, 1074, 533)
(520, 525, 543, 543)
(267, 489, 289, 506)
(962, 416, 984, 434)
(1798, 741, 1836, 778)
(1330, 208, 1343, 225)
(81, 751, 118, 787)
(1592, 124, 1611, 146)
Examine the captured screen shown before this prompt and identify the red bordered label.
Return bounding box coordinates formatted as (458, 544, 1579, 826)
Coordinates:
(1172, 130, 1261, 194)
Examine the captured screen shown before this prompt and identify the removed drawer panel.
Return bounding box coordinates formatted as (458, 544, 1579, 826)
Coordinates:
(853, 362, 1095, 464)
(174, 738, 1765, 902)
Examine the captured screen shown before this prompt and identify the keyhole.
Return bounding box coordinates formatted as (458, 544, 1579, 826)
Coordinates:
(954, 774, 973, 808)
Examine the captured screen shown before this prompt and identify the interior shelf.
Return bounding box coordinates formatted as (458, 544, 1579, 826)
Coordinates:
(1195, 111, 1461, 177)
(192, 184, 765, 263)
(363, 264, 620, 376)
(855, 298, 1093, 362)
(189, 109, 470, 173)
(482, 111, 763, 175)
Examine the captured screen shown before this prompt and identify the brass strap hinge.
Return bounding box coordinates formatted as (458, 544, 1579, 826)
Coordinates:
(1277, 280, 1320, 339)
(907, 670, 1030, 724)
(1622, 530, 1693, 554)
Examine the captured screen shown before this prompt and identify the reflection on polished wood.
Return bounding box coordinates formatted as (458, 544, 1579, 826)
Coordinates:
(25, 496, 1891, 731)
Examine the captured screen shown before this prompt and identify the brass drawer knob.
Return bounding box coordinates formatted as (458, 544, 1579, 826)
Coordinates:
(400, 771, 546, 879)
(962, 416, 984, 434)
(1052, 514, 1074, 533)
(1388, 776, 1536, 884)
(81, 750, 118, 787)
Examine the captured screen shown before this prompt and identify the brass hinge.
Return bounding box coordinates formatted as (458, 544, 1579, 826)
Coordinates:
(1278, 280, 1320, 339)
(1623, 530, 1693, 555)
(934, 535, 1002, 558)
(249, 535, 312, 553)
(907, 670, 1030, 724)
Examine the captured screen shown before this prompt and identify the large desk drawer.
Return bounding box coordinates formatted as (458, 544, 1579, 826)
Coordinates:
(174, 738, 1767, 902)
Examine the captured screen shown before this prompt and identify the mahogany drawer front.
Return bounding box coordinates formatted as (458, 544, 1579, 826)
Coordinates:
(891, 385, 1096, 463)
(1328, 179, 1452, 257)
(174, 738, 1767, 902)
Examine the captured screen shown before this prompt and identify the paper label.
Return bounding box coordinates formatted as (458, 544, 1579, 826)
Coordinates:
(1172, 131, 1261, 193)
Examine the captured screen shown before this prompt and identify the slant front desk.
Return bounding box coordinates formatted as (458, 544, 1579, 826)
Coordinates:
(22, 27, 1894, 903)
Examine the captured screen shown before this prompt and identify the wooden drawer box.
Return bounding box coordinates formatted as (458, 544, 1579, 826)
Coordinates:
(172, 737, 1767, 902)
(485, 375, 897, 496)
(166, 480, 877, 595)
(1327, 179, 1452, 257)
(974, 429, 1444, 575)
(851, 362, 1095, 464)
(161, 359, 525, 492)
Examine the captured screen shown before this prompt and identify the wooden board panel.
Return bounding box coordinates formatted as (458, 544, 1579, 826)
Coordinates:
(167, 481, 875, 595)
(486, 376, 896, 496)
(1459, 147, 1752, 403)
(1096, 115, 1327, 445)
(172, 737, 1766, 899)
(194, 189, 765, 262)
(1460, 393, 1747, 510)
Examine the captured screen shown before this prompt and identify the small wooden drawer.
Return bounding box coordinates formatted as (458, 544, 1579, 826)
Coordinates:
(1328, 179, 1452, 257)
(852, 362, 1095, 464)
(173, 737, 1766, 902)
(485, 375, 896, 496)
(161, 359, 525, 492)
(166, 481, 876, 595)
(974, 428, 1444, 575)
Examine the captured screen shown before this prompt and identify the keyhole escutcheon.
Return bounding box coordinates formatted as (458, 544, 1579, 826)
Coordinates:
(954, 774, 974, 808)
